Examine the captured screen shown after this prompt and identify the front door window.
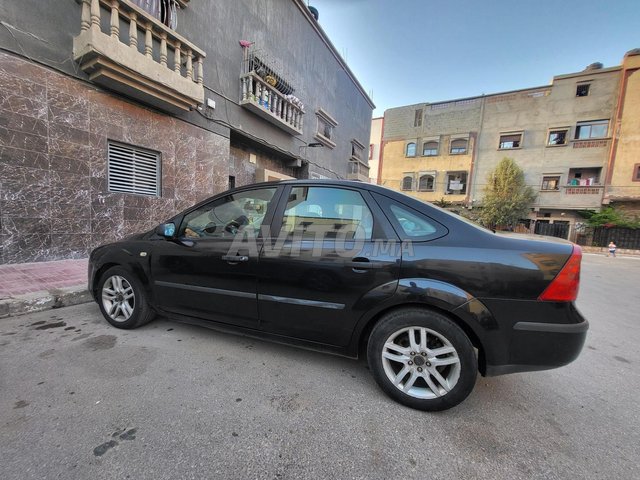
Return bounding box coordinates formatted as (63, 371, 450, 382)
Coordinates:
(180, 188, 276, 239)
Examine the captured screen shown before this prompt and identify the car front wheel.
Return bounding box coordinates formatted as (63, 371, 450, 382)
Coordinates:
(98, 266, 155, 329)
(367, 308, 477, 411)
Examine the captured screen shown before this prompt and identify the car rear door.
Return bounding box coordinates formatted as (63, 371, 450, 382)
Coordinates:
(257, 184, 401, 346)
(150, 186, 281, 329)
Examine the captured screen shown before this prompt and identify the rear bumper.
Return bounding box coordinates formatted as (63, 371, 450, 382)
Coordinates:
(485, 315, 588, 376)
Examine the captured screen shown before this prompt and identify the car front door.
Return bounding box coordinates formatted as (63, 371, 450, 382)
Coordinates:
(257, 185, 401, 346)
(151, 186, 280, 329)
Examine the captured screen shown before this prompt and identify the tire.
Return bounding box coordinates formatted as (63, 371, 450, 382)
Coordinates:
(97, 266, 155, 329)
(367, 307, 477, 411)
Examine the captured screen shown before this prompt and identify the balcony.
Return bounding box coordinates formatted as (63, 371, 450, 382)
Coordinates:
(73, 0, 206, 112)
(347, 159, 370, 182)
(239, 50, 304, 135)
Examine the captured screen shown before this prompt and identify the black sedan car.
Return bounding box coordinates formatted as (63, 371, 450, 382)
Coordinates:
(89, 180, 587, 410)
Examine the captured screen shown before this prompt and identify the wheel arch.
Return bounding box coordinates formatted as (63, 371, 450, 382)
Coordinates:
(92, 261, 151, 302)
(355, 302, 488, 375)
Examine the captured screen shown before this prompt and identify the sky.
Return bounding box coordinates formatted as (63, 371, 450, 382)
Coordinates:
(308, 0, 640, 117)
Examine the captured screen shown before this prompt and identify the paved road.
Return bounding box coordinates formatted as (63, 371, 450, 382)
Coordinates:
(1, 254, 639, 479)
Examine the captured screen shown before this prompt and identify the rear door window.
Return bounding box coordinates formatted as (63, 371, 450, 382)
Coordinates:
(280, 186, 374, 240)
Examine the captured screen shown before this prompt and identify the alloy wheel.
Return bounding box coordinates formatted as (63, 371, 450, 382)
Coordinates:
(381, 326, 461, 399)
(101, 275, 135, 323)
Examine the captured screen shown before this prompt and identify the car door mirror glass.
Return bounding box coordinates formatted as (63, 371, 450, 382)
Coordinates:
(156, 222, 176, 238)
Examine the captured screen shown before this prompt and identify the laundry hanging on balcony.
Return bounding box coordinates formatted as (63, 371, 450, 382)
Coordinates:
(130, 0, 178, 29)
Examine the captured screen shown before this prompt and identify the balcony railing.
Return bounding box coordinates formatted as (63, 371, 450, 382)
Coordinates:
(347, 159, 370, 182)
(73, 0, 205, 112)
(564, 185, 604, 195)
(240, 72, 304, 135)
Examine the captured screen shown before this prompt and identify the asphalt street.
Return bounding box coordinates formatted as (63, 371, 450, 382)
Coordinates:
(1, 254, 639, 480)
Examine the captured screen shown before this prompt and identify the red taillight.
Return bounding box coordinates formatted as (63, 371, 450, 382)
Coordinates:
(538, 245, 582, 302)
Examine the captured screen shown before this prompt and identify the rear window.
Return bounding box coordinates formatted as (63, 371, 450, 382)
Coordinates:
(390, 204, 437, 237)
(372, 192, 448, 241)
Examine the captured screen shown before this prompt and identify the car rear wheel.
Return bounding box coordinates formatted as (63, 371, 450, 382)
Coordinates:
(98, 266, 155, 329)
(367, 308, 477, 411)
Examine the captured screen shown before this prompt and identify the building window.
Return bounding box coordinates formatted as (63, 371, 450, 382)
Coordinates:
(575, 120, 608, 140)
(369, 144, 374, 160)
(445, 171, 467, 195)
(418, 173, 435, 192)
(450, 138, 468, 154)
(314, 109, 338, 148)
(548, 128, 569, 146)
(498, 132, 522, 149)
(634, 164, 640, 182)
(576, 84, 590, 97)
(107, 141, 161, 197)
(351, 139, 365, 161)
(414, 109, 423, 127)
(401, 174, 414, 191)
(406, 142, 416, 157)
(541, 175, 560, 191)
(422, 141, 438, 156)
(229, 175, 236, 189)
(568, 167, 601, 186)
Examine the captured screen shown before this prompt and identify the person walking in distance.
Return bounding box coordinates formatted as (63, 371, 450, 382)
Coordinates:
(608, 240, 617, 257)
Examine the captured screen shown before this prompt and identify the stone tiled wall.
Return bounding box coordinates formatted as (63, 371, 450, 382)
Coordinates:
(0, 51, 231, 264)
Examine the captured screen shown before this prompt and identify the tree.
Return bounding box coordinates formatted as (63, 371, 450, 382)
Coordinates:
(480, 157, 536, 229)
(580, 206, 640, 228)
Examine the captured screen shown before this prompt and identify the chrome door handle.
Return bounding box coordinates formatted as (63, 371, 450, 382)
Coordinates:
(222, 255, 249, 263)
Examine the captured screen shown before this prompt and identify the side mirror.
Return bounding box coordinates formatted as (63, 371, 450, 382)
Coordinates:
(156, 222, 176, 238)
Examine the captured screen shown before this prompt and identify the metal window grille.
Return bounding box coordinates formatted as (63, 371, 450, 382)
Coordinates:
(108, 142, 161, 197)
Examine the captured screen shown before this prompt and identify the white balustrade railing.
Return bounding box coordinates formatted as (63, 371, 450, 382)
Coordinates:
(240, 72, 304, 134)
(79, 0, 205, 85)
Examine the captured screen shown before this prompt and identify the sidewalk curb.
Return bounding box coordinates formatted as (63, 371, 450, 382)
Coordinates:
(0, 285, 93, 319)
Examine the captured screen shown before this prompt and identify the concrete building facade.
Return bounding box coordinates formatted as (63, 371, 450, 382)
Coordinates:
(379, 51, 640, 237)
(605, 49, 640, 215)
(0, 0, 374, 264)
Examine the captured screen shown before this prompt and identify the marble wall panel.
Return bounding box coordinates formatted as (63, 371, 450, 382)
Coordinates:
(49, 122, 90, 146)
(0, 94, 48, 121)
(1, 217, 51, 236)
(0, 70, 47, 102)
(0, 145, 49, 170)
(47, 89, 89, 116)
(51, 217, 91, 235)
(49, 155, 90, 175)
(0, 52, 303, 263)
(0, 187, 52, 220)
(48, 105, 90, 132)
(50, 234, 93, 259)
(0, 126, 48, 153)
(3, 234, 52, 263)
(89, 100, 125, 128)
(0, 110, 48, 138)
(48, 138, 90, 160)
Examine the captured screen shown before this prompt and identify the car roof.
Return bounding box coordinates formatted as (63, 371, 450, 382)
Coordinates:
(236, 178, 399, 196)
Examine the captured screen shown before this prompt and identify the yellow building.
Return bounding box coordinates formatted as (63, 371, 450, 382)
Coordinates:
(379, 101, 481, 204)
(605, 49, 640, 214)
(380, 134, 475, 204)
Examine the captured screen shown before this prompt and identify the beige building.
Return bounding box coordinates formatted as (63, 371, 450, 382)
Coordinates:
(368, 117, 383, 183)
(605, 49, 640, 214)
(379, 100, 482, 204)
(379, 51, 640, 237)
